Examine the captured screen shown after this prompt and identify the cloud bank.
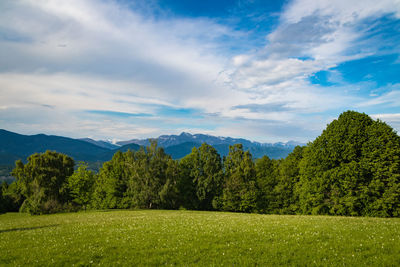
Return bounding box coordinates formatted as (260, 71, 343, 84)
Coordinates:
(0, 0, 399, 142)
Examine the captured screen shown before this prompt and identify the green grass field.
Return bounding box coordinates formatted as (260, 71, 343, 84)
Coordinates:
(1, 210, 400, 266)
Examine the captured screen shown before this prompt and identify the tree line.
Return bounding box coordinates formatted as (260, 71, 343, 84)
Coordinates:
(1, 111, 400, 217)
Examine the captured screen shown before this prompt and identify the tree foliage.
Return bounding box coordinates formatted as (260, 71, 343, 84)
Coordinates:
(92, 141, 178, 210)
(0, 182, 7, 213)
(92, 150, 133, 209)
(179, 143, 223, 210)
(125, 142, 173, 209)
(221, 144, 258, 212)
(68, 162, 96, 209)
(274, 145, 304, 214)
(4, 111, 400, 218)
(298, 111, 400, 216)
(0, 181, 22, 213)
(255, 155, 278, 213)
(11, 151, 74, 214)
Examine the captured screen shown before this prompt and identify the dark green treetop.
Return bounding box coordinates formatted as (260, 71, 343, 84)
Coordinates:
(12, 150, 74, 214)
(222, 144, 258, 212)
(299, 111, 400, 216)
(179, 143, 223, 210)
(68, 162, 96, 210)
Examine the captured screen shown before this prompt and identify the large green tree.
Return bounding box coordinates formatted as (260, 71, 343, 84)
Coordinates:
(298, 111, 400, 217)
(93, 142, 177, 210)
(255, 155, 278, 213)
(92, 150, 132, 209)
(179, 143, 223, 210)
(221, 144, 258, 212)
(68, 162, 96, 210)
(12, 151, 74, 214)
(159, 158, 180, 209)
(274, 146, 304, 214)
(125, 142, 173, 209)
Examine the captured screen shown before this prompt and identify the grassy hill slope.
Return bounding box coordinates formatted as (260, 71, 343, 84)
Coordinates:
(1, 210, 399, 266)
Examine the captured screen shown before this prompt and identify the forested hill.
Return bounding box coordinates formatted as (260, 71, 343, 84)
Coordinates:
(0, 129, 107, 165)
(0, 130, 140, 166)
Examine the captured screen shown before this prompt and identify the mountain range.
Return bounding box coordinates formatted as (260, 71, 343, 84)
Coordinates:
(0, 129, 303, 176)
(117, 132, 303, 148)
(119, 132, 303, 159)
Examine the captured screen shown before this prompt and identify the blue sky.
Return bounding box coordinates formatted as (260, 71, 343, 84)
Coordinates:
(0, 0, 400, 142)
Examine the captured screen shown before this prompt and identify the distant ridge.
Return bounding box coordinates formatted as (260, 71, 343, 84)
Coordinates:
(118, 132, 302, 148)
(78, 138, 120, 150)
(0, 129, 141, 167)
(0, 129, 303, 175)
(164, 142, 201, 159)
(0, 129, 108, 165)
(116, 132, 303, 159)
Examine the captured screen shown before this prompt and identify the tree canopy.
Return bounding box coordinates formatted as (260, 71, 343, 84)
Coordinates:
(298, 111, 400, 216)
(2, 111, 400, 217)
(11, 150, 74, 214)
(221, 144, 258, 212)
(179, 143, 223, 210)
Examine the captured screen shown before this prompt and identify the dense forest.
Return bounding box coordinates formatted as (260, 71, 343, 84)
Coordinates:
(1, 111, 400, 217)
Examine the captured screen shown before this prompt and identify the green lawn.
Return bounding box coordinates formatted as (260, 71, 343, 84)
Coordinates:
(1, 210, 400, 266)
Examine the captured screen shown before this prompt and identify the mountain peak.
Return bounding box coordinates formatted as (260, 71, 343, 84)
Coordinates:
(180, 132, 192, 137)
(78, 138, 119, 150)
(115, 132, 304, 149)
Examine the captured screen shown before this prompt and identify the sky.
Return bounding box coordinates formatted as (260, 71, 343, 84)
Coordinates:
(0, 0, 400, 143)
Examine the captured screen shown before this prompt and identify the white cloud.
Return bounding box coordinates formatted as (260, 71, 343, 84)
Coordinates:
(371, 113, 400, 133)
(0, 1, 242, 112)
(0, 72, 172, 113)
(224, 0, 400, 124)
(282, 0, 400, 24)
(0, 0, 399, 142)
(0, 0, 229, 89)
(357, 85, 400, 107)
(371, 113, 400, 121)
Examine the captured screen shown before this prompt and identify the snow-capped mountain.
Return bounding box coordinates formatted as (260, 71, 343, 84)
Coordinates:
(110, 132, 304, 159)
(117, 132, 303, 149)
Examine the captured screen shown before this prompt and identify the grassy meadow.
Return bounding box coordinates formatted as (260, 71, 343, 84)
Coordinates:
(1, 210, 400, 266)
